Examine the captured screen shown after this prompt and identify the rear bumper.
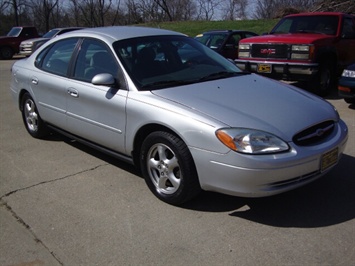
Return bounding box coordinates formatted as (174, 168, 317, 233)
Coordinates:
(235, 59, 319, 81)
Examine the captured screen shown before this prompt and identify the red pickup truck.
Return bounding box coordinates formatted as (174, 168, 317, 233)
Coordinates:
(0, 26, 39, 60)
(235, 12, 355, 96)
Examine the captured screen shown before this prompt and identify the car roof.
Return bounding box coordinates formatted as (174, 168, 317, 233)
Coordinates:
(50, 27, 84, 31)
(202, 30, 254, 34)
(285, 12, 350, 18)
(56, 26, 185, 43)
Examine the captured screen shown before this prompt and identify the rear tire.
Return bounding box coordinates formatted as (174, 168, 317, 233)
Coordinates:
(140, 131, 201, 205)
(0, 46, 14, 60)
(21, 93, 48, 138)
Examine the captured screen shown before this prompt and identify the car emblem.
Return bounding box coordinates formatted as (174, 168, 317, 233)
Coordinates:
(316, 128, 325, 137)
(260, 48, 276, 54)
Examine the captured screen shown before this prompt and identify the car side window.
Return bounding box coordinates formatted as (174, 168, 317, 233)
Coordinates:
(228, 34, 241, 47)
(20, 28, 34, 37)
(245, 33, 256, 38)
(341, 18, 355, 39)
(37, 38, 79, 76)
(73, 38, 118, 83)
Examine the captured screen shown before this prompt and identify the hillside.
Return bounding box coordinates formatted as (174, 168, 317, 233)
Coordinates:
(143, 19, 278, 37)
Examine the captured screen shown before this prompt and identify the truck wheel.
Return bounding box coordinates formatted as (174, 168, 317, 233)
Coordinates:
(0, 46, 14, 60)
(344, 98, 355, 104)
(313, 60, 336, 96)
(140, 131, 201, 205)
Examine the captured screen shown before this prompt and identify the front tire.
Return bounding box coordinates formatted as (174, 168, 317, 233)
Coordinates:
(140, 131, 201, 205)
(312, 59, 336, 96)
(0, 46, 14, 60)
(21, 93, 48, 138)
(344, 98, 355, 104)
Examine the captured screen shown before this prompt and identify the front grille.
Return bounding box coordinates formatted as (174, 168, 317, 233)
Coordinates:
(251, 44, 288, 59)
(293, 120, 335, 146)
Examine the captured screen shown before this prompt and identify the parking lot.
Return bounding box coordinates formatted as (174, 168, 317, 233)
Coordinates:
(1, 57, 354, 266)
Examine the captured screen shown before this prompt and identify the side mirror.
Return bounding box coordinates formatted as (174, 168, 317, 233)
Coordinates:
(92, 73, 116, 86)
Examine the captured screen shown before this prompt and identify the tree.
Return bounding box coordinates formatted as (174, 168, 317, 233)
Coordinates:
(195, 0, 222, 20)
(68, 0, 122, 27)
(253, 0, 317, 19)
(153, 0, 196, 21)
(221, 0, 248, 20)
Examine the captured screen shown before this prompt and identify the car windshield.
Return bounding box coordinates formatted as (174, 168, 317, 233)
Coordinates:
(7, 27, 21, 37)
(271, 15, 339, 35)
(195, 33, 228, 49)
(43, 29, 60, 38)
(114, 35, 242, 90)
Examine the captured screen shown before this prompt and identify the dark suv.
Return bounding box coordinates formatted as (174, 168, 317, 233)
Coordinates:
(195, 30, 258, 60)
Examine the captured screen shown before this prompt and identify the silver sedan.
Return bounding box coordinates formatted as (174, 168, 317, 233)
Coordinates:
(10, 26, 348, 205)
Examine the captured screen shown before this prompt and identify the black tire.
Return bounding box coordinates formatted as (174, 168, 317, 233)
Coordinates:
(140, 131, 201, 205)
(312, 59, 336, 96)
(0, 46, 14, 60)
(344, 98, 355, 104)
(21, 93, 48, 138)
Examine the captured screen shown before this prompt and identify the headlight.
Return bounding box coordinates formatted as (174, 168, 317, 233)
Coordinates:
(290, 45, 315, 60)
(238, 51, 250, 58)
(291, 53, 310, 60)
(239, 44, 250, 50)
(216, 128, 289, 154)
(291, 45, 309, 52)
(342, 69, 355, 78)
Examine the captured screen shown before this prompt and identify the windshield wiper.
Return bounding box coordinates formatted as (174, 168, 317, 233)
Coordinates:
(198, 71, 249, 82)
(141, 80, 193, 90)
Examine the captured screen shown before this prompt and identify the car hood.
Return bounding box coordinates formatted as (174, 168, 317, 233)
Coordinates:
(152, 74, 337, 141)
(240, 33, 335, 44)
(0, 36, 17, 41)
(21, 37, 49, 44)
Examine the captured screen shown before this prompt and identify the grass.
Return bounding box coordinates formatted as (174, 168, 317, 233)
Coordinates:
(143, 19, 279, 37)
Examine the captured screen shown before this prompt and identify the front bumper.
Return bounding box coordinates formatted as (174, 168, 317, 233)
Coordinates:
(235, 59, 319, 82)
(190, 120, 348, 198)
(338, 78, 355, 100)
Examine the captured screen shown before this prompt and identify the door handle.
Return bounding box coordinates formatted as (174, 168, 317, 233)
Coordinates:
(31, 77, 38, 85)
(67, 89, 79, 98)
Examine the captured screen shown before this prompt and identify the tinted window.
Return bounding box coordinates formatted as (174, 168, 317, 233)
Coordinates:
(245, 33, 257, 38)
(114, 35, 240, 90)
(341, 18, 355, 39)
(73, 38, 118, 82)
(7, 27, 21, 37)
(20, 28, 36, 37)
(37, 38, 79, 76)
(43, 29, 60, 38)
(196, 33, 228, 49)
(273, 15, 339, 35)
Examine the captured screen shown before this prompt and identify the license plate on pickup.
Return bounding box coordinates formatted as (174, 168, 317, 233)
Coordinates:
(321, 147, 338, 172)
(257, 64, 272, 73)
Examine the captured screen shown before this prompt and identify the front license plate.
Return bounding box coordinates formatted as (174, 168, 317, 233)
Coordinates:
(321, 147, 338, 172)
(257, 64, 272, 73)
